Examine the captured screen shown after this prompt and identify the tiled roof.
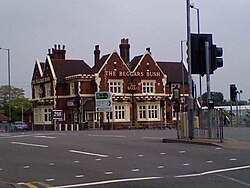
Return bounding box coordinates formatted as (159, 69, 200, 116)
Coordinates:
(91, 54, 110, 73)
(51, 59, 92, 83)
(157, 61, 188, 83)
(129, 55, 143, 71)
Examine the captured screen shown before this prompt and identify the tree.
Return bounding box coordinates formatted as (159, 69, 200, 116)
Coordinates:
(0, 85, 31, 121)
(202, 91, 225, 106)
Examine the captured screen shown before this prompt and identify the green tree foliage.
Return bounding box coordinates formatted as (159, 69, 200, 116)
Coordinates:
(202, 91, 225, 106)
(0, 85, 31, 121)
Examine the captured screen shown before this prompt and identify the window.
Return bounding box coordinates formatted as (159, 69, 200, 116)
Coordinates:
(142, 81, 155, 94)
(34, 85, 40, 99)
(114, 105, 125, 120)
(171, 84, 180, 93)
(34, 108, 42, 123)
(109, 80, 123, 94)
(45, 83, 51, 97)
(70, 82, 75, 95)
(148, 105, 158, 119)
(44, 108, 51, 122)
(139, 105, 146, 119)
(137, 103, 160, 121)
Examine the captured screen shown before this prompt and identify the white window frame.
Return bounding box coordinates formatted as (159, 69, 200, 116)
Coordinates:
(108, 80, 123, 94)
(114, 105, 125, 120)
(70, 82, 75, 96)
(34, 85, 40, 99)
(45, 83, 51, 97)
(44, 108, 51, 123)
(137, 103, 160, 121)
(141, 80, 155, 94)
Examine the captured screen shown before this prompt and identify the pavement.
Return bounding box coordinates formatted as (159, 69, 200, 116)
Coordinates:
(162, 137, 250, 150)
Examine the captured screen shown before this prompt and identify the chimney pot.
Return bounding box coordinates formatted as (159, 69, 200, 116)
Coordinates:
(54, 44, 57, 50)
(63, 45, 65, 50)
(58, 44, 61, 50)
(146, 47, 151, 54)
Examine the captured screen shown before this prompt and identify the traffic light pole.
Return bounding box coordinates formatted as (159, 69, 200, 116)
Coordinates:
(205, 42, 212, 139)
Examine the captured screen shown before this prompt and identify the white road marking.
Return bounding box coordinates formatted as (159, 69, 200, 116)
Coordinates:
(69, 150, 108, 158)
(95, 158, 101, 161)
(157, 166, 164, 169)
(88, 134, 126, 138)
(230, 158, 237, 161)
(11, 142, 48, 148)
(131, 169, 140, 172)
(179, 150, 186, 154)
(138, 154, 144, 157)
(206, 160, 213, 163)
(175, 164, 250, 178)
(34, 135, 56, 139)
(0, 168, 2, 171)
(46, 178, 55, 182)
(23, 166, 30, 169)
(216, 174, 250, 187)
(160, 152, 166, 155)
(105, 171, 113, 175)
(75, 175, 84, 178)
(49, 163, 55, 166)
(182, 163, 190, 166)
(215, 147, 222, 150)
(117, 156, 123, 159)
(50, 176, 163, 188)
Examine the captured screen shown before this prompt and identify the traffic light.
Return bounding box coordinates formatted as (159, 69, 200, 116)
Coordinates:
(230, 84, 237, 102)
(190, 33, 212, 75)
(210, 44, 223, 74)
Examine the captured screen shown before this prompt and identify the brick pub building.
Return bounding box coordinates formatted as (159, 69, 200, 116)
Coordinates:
(31, 39, 188, 130)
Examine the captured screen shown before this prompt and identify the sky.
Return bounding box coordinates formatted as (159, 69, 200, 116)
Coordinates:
(0, 0, 249, 101)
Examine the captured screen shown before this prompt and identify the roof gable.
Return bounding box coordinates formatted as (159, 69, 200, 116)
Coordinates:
(157, 61, 188, 83)
(31, 59, 44, 82)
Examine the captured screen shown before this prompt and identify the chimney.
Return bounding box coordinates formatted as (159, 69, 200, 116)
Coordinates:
(119, 38, 130, 65)
(94, 45, 100, 65)
(49, 44, 66, 59)
(146, 47, 151, 54)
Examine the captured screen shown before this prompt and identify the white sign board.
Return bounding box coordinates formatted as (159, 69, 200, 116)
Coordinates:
(95, 92, 112, 112)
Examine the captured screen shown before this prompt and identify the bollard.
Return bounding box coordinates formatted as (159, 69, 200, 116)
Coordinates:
(76, 124, 79, 131)
(59, 124, 61, 131)
(71, 124, 74, 131)
(65, 124, 68, 131)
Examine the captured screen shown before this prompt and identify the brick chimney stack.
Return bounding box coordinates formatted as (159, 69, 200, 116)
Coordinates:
(119, 38, 130, 66)
(48, 44, 66, 59)
(94, 45, 100, 65)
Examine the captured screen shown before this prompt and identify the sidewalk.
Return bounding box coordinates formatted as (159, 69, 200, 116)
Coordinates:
(162, 137, 250, 150)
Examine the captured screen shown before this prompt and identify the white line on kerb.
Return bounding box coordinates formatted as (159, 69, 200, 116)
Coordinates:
(50, 176, 162, 188)
(69, 150, 108, 158)
(175, 165, 250, 178)
(11, 142, 48, 148)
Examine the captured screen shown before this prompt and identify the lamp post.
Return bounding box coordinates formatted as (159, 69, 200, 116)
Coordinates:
(181, 40, 186, 111)
(0, 47, 11, 131)
(238, 90, 243, 124)
(190, 3, 202, 97)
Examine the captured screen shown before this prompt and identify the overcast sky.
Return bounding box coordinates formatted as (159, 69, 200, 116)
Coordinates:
(0, 0, 249, 100)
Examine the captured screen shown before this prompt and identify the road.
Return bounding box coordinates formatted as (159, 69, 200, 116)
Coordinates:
(0, 128, 250, 188)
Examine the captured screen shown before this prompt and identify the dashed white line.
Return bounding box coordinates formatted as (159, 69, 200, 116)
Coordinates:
(157, 166, 164, 169)
(75, 175, 84, 178)
(23, 166, 30, 169)
(69, 150, 108, 158)
(46, 178, 55, 182)
(49, 163, 55, 166)
(117, 156, 123, 159)
(34, 135, 56, 139)
(105, 171, 113, 175)
(74, 161, 79, 163)
(131, 169, 140, 172)
(179, 150, 186, 154)
(182, 163, 190, 166)
(206, 160, 213, 163)
(230, 158, 237, 161)
(138, 155, 144, 157)
(11, 142, 48, 148)
(160, 152, 166, 155)
(215, 147, 222, 150)
(95, 159, 101, 161)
